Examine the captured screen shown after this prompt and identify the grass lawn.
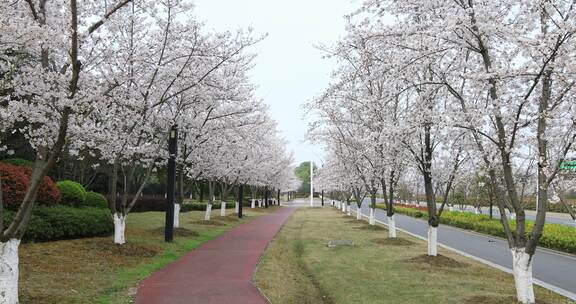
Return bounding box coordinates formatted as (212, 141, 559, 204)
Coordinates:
(254, 207, 572, 304)
(19, 207, 274, 304)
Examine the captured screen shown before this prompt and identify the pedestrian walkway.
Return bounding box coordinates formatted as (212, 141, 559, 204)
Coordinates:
(135, 207, 296, 304)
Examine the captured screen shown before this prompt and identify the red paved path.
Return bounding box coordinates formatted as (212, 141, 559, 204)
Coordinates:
(135, 207, 295, 304)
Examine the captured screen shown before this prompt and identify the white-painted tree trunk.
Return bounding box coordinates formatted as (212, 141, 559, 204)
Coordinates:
(347, 204, 351, 216)
(258, 200, 263, 208)
(388, 215, 397, 238)
(427, 225, 437, 256)
(356, 208, 361, 220)
(220, 202, 226, 217)
(204, 204, 212, 220)
(113, 213, 126, 245)
(342, 203, 346, 212)
(251, 199, 255, 209)
(449, 206, 454, 212)
(511, 248, 535, 304)
(0, 239, 20, 304)
(174, 203, 180, 228)
(369, 208, 375, 225)
(235, 202, 239, 213)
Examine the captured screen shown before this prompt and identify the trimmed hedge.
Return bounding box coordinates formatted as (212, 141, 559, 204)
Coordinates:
(85, 191, 108, 208)
(2, 205, 113, 242)
(0, 158, 33, 167)
(57, 180, 87, 207)
(128, 196, 249, 213)
(0, 163, 61, 210)
(377, 204, 576, 254)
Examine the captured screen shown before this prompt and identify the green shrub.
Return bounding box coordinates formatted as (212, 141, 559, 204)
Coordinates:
(57, 180, 87, 207)
(0, 158, 34, 167)
(84, 191, 108, 208)
(2, 205, 113, 242)
(380, 205, 576, 254)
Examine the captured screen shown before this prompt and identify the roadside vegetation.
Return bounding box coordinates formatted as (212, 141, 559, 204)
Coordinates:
(254, 208, 570, 304)
(379, 204, 576, 254)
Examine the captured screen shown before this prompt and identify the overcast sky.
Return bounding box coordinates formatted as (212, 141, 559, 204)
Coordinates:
(192, 0, 360, 166)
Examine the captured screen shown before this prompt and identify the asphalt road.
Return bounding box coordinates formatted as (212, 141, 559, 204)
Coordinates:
(347, 201, 576, 300)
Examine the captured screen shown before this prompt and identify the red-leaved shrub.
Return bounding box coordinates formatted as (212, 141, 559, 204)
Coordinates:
(0, 163, 61, 210)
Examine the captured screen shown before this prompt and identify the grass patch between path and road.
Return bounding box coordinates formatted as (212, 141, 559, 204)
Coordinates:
(254, 207, 573, 304)
(19, 207, 275, 304)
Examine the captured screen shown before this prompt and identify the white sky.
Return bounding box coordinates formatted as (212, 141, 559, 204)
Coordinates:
(192, 0, 360, 166)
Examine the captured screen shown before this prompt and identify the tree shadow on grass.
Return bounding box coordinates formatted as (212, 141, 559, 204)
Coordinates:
(371, 237, 415, 246)
(148, 227, 199, 237)
(190, 220, 225, 226)
(356, 224, 386, 231)
(405, 254, 468, 268)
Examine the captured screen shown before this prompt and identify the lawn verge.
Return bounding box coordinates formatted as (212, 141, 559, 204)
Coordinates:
(254, 207, 571, 304)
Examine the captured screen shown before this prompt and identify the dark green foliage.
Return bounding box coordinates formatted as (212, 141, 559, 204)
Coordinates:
(2, 205, 113, 242)
(181, 202, 249, 212)
(128, 196, 249, 213)
(294, 161, 316, 196)
(84, 191, 108, 208)
(0, 158, 33, 167)
(57, 180, 87, 207)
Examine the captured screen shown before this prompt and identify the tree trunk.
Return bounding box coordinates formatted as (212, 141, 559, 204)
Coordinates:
(175, 164, 184, 228)
(369, 207, 375, 225)
(251, 199, 255, 209)
(511, 248, 535, 304)
(113, 213, 126, 245)
(205, 181, 214, 220)
(388, 215, 397, 238)
(427, 225, 437, 256)
(220, 202, 226, 217)
(173, 203, 180, 228)
(0, 239, 20, 304)
(204, 204, 212, 221)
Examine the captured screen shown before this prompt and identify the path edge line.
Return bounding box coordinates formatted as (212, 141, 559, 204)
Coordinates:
(250, 207, 297, 304)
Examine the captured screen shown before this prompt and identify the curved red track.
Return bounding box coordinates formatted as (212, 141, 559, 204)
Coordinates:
(135, 207, 295, 304)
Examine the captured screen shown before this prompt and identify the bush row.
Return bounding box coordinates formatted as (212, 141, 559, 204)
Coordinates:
(3, 205, 113, 242)
(407, 194, 576, 214)
(378, 204, 576, 254)
(127, 196, 253, 212)
(0, 161, 109, 209)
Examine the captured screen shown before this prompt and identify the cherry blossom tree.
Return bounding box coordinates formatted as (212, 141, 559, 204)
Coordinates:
(0, 1, 135, 301)
(312, 1, 576, 302)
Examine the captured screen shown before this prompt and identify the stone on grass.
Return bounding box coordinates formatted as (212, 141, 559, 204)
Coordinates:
(327, 240, 354, 248)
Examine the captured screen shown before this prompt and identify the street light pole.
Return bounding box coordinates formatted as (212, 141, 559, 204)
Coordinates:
(310, 160, 313, 207)
(165, 125, 178, 242)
